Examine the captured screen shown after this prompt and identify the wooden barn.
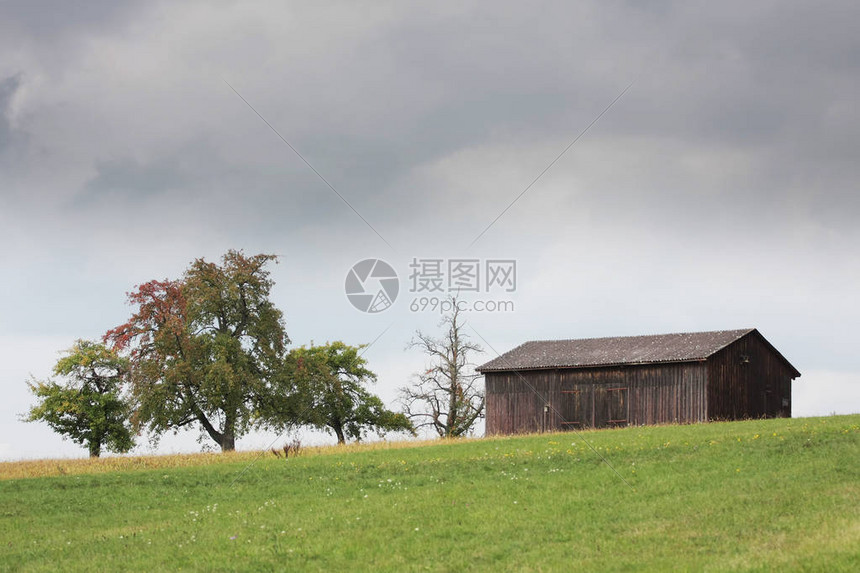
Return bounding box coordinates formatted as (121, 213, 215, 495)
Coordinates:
(477, 329, 800, 434)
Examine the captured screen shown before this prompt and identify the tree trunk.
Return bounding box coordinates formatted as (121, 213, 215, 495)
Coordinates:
(89, 441, 101, 458)
(221, 412, 236, 452)
(446, 380, 459, 438)
(193, 407, 236, 452)
(332, 421, 346, 445)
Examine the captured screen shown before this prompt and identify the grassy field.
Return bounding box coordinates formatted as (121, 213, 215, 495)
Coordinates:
(2, 415, 858, 572)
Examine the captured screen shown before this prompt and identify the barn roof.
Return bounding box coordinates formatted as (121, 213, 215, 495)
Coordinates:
(477, 328, 784, 372)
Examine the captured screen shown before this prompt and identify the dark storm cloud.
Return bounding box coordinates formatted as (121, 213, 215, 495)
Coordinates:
(4, 1, 856, 234)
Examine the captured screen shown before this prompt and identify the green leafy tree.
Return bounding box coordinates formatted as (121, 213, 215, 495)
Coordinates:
(25, 340, 134, 458)
(400, 298, 485, 437)
(105, 250, 289, 452)
(284, 342, 414, 444)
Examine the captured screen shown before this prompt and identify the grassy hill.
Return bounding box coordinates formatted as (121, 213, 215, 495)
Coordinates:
(2, 415, 859, 572)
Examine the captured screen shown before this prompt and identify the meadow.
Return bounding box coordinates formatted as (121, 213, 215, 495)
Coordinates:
(2, 415, 858, 571)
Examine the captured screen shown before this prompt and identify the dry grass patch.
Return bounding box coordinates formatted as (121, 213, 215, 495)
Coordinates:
(0, 436, 470, 480)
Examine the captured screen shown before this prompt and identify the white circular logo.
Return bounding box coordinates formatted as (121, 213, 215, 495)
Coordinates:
(345, 259, 399, 313)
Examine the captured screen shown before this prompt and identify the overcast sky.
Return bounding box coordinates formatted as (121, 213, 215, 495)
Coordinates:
(2, 1, 859, 460)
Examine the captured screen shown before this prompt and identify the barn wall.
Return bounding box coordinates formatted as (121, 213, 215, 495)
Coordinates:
(707, 332, 795, 420)
(485, 370, 556, 435)
(485, 362, 708, 434)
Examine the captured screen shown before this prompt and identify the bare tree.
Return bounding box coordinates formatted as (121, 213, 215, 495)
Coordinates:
(400, 298, 485, 437)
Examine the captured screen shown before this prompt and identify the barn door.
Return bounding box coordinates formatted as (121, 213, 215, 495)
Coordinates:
(595, 387, 629, 428)
(560, 388, 591, 429)
(562, 386, 629, 429)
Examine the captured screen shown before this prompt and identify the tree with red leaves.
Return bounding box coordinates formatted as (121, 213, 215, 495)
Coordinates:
(105, 250, 289, 452)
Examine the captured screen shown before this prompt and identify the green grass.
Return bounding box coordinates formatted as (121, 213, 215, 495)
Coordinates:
(2, 415, 859, 572)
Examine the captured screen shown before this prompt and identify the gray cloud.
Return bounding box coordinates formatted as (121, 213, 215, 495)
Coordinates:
(79, 156, 188, 204)
(0, 0, 145, 33)
(0, 74, 22, 153)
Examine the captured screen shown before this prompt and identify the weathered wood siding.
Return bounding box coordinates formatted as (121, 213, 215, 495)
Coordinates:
(707, 331, 794, 420)
(483, 331, 799, 435)
(485, 362, 708, 435)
